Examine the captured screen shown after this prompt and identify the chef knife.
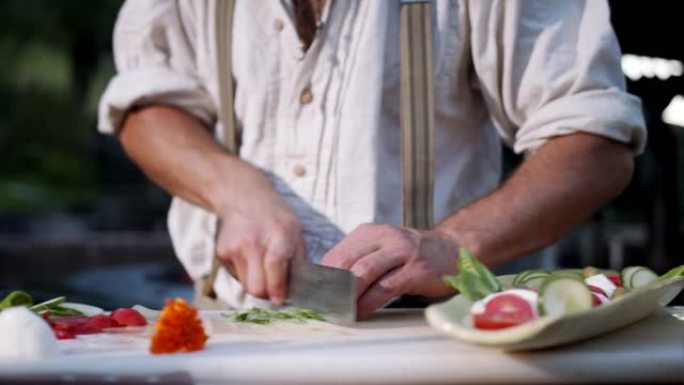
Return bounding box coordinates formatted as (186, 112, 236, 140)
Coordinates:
(286, 260, 356, 325)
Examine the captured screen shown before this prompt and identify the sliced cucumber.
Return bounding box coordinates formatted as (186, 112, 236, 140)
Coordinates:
(518, 271, 550, 290)
(538, 277, 593, 317)
(620, 266, 640, 289)
(512, 270, 533, 287)
(551, 270, 584, 280)
(511, 273, 524, 287)
(621, 266, 657, 290)
(513, 270, 549, 287)
(522, 275, 550, 290)
(629, 267, 658, 289)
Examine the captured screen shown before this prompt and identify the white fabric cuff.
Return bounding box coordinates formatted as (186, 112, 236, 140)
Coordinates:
(97, 68, 215, 134)
(514, 88, 647, 155)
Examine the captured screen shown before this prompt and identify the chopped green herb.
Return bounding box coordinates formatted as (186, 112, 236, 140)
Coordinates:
(30, 296, 66, 312)
(43, 305, 84, 317)
(227, 307, 326, 324)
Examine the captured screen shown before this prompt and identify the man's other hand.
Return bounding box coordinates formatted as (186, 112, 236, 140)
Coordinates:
(321, 224, 459, 319)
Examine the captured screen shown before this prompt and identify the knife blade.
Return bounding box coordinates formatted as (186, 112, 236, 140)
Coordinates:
(286, 260, 356, 325)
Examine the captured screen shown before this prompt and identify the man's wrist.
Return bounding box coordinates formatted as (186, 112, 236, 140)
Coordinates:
(206, 154, 254, 215)
(431, 220, 488, 261)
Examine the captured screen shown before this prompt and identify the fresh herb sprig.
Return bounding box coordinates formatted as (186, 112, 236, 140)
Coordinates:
(227, 307, 326, 325)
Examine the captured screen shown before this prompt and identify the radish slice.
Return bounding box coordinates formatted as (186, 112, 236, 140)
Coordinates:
(588, 285, 607, 297)
(584, 274, 617, 298)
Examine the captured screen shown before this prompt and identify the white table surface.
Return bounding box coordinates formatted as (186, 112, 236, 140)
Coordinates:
(0, 307, 683, 384)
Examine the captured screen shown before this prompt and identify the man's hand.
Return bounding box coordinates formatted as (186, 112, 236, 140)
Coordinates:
(215, 167, 307, 305)
(320, 133, 633, 319)
(119, 106, 306, 304)
(321, 224, 459, 319)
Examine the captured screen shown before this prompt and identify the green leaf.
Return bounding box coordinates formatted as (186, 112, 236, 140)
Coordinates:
(460, 271, 494, 301)
(443, 248, 501, 301)
(0, 291, 34, 311)
(657, 265, 684, 283)
(0, 292, 83, 317)
(442, 275, 461, 290)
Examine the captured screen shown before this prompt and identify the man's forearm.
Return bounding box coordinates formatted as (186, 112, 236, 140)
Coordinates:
(119, 105, 257, 214)
(121, 106, 307, 302)
(435, 133, 634, 266)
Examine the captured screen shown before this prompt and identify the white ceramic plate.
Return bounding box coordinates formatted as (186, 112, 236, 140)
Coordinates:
(425, 274, 684, 351)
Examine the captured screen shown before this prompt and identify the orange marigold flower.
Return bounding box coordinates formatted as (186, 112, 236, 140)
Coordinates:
(150, 298, 208, 354)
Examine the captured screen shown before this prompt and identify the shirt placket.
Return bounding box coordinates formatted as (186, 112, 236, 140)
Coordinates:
(273, 3, 336, 205)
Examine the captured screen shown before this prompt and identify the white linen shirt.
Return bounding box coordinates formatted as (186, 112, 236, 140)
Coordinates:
(99, 0, 646, 308)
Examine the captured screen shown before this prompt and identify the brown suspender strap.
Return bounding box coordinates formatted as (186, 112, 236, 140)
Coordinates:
(200, 0, 237, 302)
(215, 0, 239, 155)
(400, 0, 435, 230)
(392, 0, 436, 309)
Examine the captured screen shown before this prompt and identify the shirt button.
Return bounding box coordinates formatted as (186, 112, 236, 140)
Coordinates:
(292, 164, 307, 177)
(300, 87, 314, 105)
(274, 19, 284, 32)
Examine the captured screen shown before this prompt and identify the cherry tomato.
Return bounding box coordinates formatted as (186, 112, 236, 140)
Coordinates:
(50, 316, 100, 335)
(40, 311, 51, 321)
(606, 273, 622, 288)
(111, 308, 147, 326)
(473, 293, 535, 330)
(88, 314, 120, 330)
(53, 328, 76, 340)
(48, 315, 89, 325)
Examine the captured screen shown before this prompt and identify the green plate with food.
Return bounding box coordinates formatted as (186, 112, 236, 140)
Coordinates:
(425, 249, 684, 351)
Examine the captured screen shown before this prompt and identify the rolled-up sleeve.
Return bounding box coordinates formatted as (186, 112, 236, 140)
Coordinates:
(98, 0, 215, 134)
(470, 0, 646, 155)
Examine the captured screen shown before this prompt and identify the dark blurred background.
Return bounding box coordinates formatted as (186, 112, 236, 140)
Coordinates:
(0, 0, 682, 309)
(0, 0, 182, 308)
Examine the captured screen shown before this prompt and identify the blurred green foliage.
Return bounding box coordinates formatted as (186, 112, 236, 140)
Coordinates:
(0, 0, 122, 213)
(0, 0, 679, 234)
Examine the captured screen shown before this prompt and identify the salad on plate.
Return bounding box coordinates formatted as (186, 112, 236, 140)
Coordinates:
(426, 249, 684, 350)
